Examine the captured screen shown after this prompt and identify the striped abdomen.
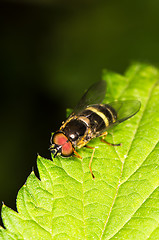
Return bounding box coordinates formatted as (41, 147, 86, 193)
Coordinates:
(80, 104, 117, 133)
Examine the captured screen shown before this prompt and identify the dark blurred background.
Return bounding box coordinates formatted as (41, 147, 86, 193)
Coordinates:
(1, 0, 159, 226)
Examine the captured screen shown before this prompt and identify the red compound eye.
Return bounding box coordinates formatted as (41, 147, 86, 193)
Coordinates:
(61, 141, 73, 157)
(53, 132, 68, 145)
(53, 132, 73, 157)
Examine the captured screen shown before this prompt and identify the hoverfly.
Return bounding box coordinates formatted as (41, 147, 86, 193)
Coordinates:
(49, 80, 141, 178)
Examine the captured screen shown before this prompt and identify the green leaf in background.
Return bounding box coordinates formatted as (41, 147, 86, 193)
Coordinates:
(1, 63, 159, 240)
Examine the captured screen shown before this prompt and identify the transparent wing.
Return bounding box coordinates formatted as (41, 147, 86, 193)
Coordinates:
(96, 100, 141, 134)
(109, 100, 141, 124)
(71, 80, 106, 115)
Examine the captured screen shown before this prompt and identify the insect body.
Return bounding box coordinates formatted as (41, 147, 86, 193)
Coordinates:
(50, 81, 141, 178)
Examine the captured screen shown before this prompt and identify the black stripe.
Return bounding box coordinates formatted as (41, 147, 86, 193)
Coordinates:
(80, 109, 106, 132)
(94, 104, 117, 124)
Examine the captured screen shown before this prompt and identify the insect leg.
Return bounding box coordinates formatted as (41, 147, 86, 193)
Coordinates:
(85, 145, 95, 179)
(99, 131, 121, 146)
(73, 149, 82, 159)
(101, 138, 121, 146)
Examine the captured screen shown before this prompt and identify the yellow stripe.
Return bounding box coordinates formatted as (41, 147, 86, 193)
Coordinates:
(86, 106, 109, 127)
(104, 106, 116, 123)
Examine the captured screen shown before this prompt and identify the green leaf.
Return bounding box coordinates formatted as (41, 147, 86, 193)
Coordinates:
(1, 63, 159, 240)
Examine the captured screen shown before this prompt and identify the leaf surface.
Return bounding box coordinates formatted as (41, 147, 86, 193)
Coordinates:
(1, 63, 159, 240)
